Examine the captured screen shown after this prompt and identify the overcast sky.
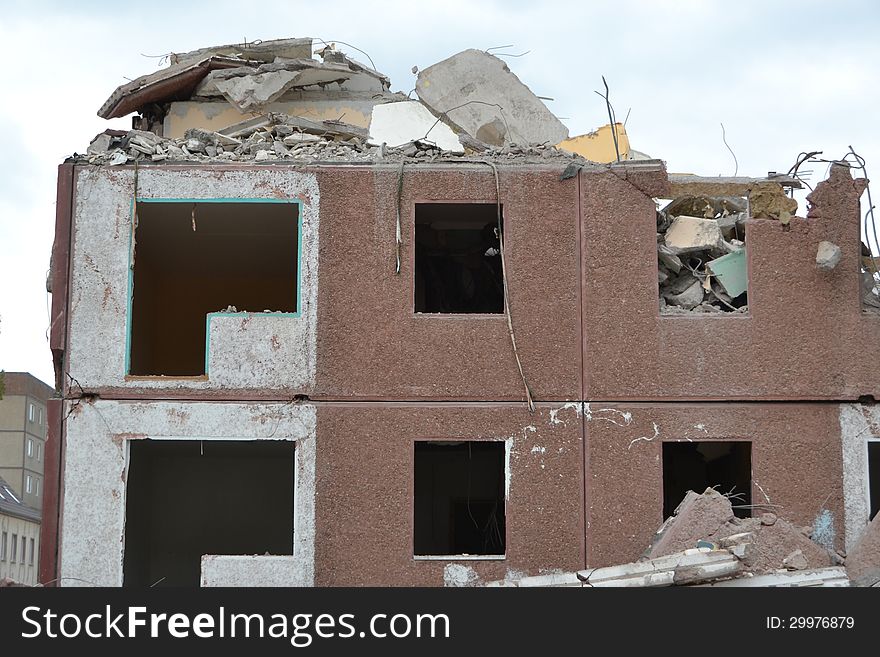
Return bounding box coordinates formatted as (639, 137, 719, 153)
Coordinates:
(1, 0, 878, 387)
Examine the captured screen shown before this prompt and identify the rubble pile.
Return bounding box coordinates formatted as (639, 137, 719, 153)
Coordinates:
(80, 37, 655, 168)
(80, 124, 588, 166)
(657, 195, 750, 314)
(486, 488, 867, 587)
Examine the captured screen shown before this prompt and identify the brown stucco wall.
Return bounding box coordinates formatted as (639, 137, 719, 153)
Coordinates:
(313, 403, 584, 585)
(585, 401, 845, 567)
(313, 165, 582, 402)
(48, 160, 873, 586)
(582, 165, 880, 401)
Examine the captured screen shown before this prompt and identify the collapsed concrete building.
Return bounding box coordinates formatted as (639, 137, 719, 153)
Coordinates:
(38, 38, 880, 587)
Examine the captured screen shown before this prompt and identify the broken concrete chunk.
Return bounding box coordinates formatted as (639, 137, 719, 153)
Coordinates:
(87, 133, 113, 155)
(215, 70, 305, 112)
(657, 244, 683, 274)
(282, 133, 321, 146)
(707, 249, 748, 299)
(783, 549, 809, 571)
(648, 489, 735, 558)
(664, 216, 722, 254)
(845, 511, 880, 586)
(415, 49, 568, 147)
(816, 240, 842, 271)
(184, 128, 242, 149)
(662, 278, 704, 310)
(193, 66, 260, 96)
(368, 101, 463, 154)
(748, 182, 799, 219)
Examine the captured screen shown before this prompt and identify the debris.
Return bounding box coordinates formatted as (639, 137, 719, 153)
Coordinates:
(816, 240, 842, 271)
(415, 49, 568, 147)
(557, 123, 631, 163)
(760, 513, 777, 526)
(707, 249, 748, 298)
(783, 549, 809, 570)
(214, 67, 345, 112)
(664, 216, 723, 254)
(648, 488, 835, 574)
(662, 276, 704, 310)
(648, 489, 734, 558)
(368, 101, 463, 153)
(845, 511, 880, 586)
(98, 54, 249, 120)
(696, 567, 849, 587)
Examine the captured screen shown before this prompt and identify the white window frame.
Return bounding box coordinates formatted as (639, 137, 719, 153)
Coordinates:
(28, 403, 34, 422)
(26, 474, 32, 494)
(27, 438, 33, 458)
(37, 442, 42, 462)
(35, 478, 40, 497)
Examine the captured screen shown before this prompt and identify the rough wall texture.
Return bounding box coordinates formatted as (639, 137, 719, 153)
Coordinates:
(313, 403, 584, 585)
(314, 165, 582, 401)
(582, 165, 880, 401)
(59, 400, 315, 586)
(66, 166, 320, 396)
(585, 402, 845, 567)
(52, 161, 876, 586)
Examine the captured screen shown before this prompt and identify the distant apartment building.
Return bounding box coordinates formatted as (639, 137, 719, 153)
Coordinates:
(0, 476, 41, 585)
(0, 372, 53, 510)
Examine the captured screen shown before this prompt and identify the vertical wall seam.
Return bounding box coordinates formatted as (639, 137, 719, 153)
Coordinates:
(577, 169, 590, 569)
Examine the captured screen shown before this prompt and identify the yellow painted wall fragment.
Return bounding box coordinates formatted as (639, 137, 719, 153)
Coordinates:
(557, 123, 630, 163)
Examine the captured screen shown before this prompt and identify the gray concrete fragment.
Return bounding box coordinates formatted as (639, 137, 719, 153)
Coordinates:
(816, 240, 842, 271)
(416, 49, 568, 147)
(87, 133, 113, 155)
(664, 215, 723, 254)
(662, 278, 704, 310)
(846, 511, 880, 586)
(783, 549, 809, 570)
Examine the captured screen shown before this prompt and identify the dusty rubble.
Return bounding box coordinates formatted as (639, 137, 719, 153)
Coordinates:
(657, 194, 751, 314)
(79, 37, 653, 169)
(845, 510, 880, 586)
(487, 488, 858, 587)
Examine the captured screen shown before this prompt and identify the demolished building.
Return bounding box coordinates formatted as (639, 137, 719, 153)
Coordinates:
(38, 37, 880, 587)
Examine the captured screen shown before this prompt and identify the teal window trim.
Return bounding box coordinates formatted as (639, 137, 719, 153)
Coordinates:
(124, 198, 303, 377)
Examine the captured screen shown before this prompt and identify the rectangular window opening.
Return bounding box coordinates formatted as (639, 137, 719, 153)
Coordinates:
(28, 404, 34, 422)
(123, 440, 295, 587)
(27, 439, 33, 458)
(869, 441, 880, 521)
(414, 203, 504, 314)
(129, 201, 299, 376)
(29, 538, 35, 566)
(414, 441, 506, 557)
(1, 532, 6, 561)
(663, 441, 752, 519)
(11, 534, 17, 563)
(656, 196, 749, 315)
(25, 475, 32, 494)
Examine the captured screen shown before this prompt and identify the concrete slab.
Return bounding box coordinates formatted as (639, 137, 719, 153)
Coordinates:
(368, 101, 463, 153)
(416, 49, 568, 147)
